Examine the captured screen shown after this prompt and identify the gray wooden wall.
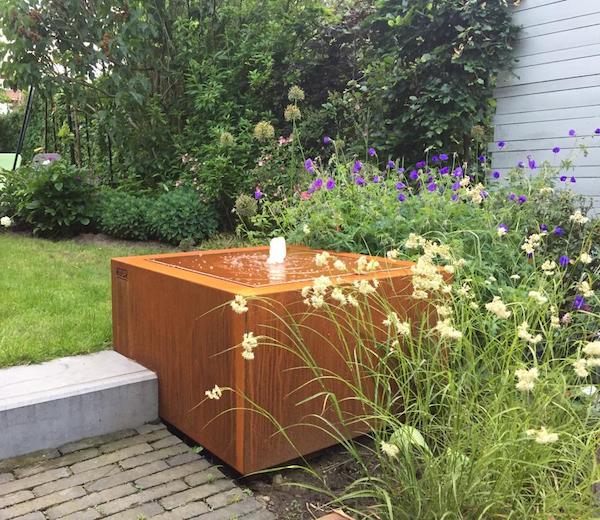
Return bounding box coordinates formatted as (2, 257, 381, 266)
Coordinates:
(492, 0, 600, 212)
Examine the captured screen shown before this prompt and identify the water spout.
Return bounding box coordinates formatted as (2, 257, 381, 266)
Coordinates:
(267, 237, 287, 265)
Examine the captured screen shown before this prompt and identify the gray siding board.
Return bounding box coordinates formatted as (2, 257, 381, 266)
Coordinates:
(493, 0, 600, 213)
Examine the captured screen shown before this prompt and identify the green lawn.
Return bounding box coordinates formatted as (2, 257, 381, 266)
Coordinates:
(0, 232, 245, 367)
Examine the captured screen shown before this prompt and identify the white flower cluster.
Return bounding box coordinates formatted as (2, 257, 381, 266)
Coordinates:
(515, 367, 539, 392)
(526, 426, 558, 444)
(541, 260, 556, 276)
(205, 385, 223, 400)
(314, 251, 332, 267)
(517, 322, 543, 345)
(580, 252, 593, 264)
(485, 296, 511, 319)
(577, 280, 594, 298)
(383, 312, 411, 337)
(434, 318, 462, 340)
(528, 290, 548, 305)
(569, 210, 589, 225)
(242, 332, 258, 360)
(573, 341, 600, 377)
(302, 275, 332, 308)
(0, 216, 12, 228)
(380, 440, 399, 458)
(230, 295, 248, 314)
(521, 233, 544, 256)
(356, 256, 379, 273)
(353, 278, 379, 295)
(386, 249, 400, 260)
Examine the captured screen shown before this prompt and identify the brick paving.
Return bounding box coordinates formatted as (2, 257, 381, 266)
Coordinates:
(0, 423, 274, 520)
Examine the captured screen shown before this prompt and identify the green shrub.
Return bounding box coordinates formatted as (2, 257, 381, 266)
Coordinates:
(0, 160, 95, 237)
(96, 189, 154, 241)
(149, 189, 218, 245)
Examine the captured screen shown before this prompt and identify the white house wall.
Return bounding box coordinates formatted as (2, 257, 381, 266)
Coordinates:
(492, 0, 600, 212)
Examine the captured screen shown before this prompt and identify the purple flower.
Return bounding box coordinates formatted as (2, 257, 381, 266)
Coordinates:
(427, 182, 437, 192)
(453, 167, 463, 177)
(559, 255, 570, 267)
(313, 178, 323, 189)
(518, 195, 527, 204)
(573, 295, 585, 310)
(440, 166, 450, 175)
(517, 161, 525, 168)
(540, 224, 548, 232)
(395, 182, 406, 190)
(368, 147, 376, 157)
(397, 167, 405, 174)
(373, 175, 381, 184)
(595, 128, 600, 135)
(397, 193, 406, 202)
(527, 155, 536, 170)
(323, 136, 332, 145)
(481, 190, 489, 199)
(497, 141, 506, 149)
(492, 171, 500, 179)
(326, 178, 336, 190)
(451, 181, 461, 191)
(353, 160, 363, 173)
(553, 226, 564, 236)
(478, 155, 487, 163)
(416, 161, 427, 168)
(409, 170, 419, 180)
(451, 194, 459, 202)
(387, 160, 395, 169)
(552, 146, 560, 154)
(507, 193, 516, 201)
(304, 158, 315, 173)
(570, 176, 576, 183)
(569, 129, 576, 137)
(426, 175, 433, 183)
(307, 186, 315, 195)
(431, 155, 439, 163)
(355, 176, 365, 186)
(440, 153, 449, 161)
(560, 176, 567, 182)
(254, 188, 263, 200)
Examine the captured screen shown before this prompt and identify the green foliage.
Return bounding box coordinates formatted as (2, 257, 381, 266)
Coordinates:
(0, 161, 94, 236)
(149, 189, 219, 245)
(95, 189, 154, 242)
(96, 188, 218, 245)
(354, 0, 519, 159)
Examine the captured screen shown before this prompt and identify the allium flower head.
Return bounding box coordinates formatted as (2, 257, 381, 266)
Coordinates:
(284, 104, 301, 122)
(219, 131, 235, 147)
(253, 121, 275, 141)
(288, 85, 305, 102)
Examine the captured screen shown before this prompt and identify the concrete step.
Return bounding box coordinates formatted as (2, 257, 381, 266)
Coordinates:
(0, 351, 157, 460)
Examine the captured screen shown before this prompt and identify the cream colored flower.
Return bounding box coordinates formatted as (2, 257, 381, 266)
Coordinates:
(288, 85, 305, 102)
(569, 210, 589, 225)
(528, 290, 548, 305)
(205, 385, 223, 400)
(242, 332, 258, 360)
(313, 276, 332, 293)
(347, 294, 359, 307)
(539, 187, 554, 195)
(315, 252, 331, 268)
(579, 252, 593, 264)
(333, 259, 347, 271)
(356, 256, 379, 273)
(353, 279, 378, 295)
(443, 264, 455, 274)
(284, 104, 301, 122)
(404, 233, 425, 250)
(510, 274, 521, 281)
(550, 307, 560, 329)
(526, 427, 558, 444)
(577, 280, 594, 298)
(573, 358, 590, 378)
(521, 233, 543, 256)
(515, 367, 539, 392)
(253, 121, 275, 141)
(517, 322, 543, 345)
(434, 319, 462, 340)
(435, 305, 453, 318)
(582, 341, 600, 357)
(587, 358, 600, 368)
(485, 296, 511, 319)
(541, 260, 557, 276)
(381, 441, 399, 458)
(383, 312, 411, 337)
(0, 216, 12, 228)
(331, 287, 347, 305)
(230, 295, 249, 314)
(303, 224, 311, 235)
(469, 302, 479, 310)
(456, 283, 472, 297)
(386, 249, 400, 260)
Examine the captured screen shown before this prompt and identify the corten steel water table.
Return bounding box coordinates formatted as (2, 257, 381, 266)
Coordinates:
(112, 246, 423, 474)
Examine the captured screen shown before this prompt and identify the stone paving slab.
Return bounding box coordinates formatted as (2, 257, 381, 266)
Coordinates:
(0, 423, 274, 520)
